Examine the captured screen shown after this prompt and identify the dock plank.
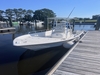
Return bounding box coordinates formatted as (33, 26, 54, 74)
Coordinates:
(0, 27, 15, 30)
(47, 31, 100, 75)
(53, 70, 79, 75)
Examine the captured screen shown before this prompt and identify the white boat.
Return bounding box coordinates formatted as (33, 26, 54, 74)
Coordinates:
(13, 18, 84, 51)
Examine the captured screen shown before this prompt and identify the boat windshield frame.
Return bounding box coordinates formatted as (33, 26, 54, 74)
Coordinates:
(47, 17, 72, 30)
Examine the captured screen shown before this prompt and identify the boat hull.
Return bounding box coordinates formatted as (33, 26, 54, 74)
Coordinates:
(20, 42, 63, 51)
(19, 39, 76, 51)
(63, 41, 75, 49)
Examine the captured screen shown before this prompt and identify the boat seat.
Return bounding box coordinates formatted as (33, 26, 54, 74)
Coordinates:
(51, 33, 65, 38)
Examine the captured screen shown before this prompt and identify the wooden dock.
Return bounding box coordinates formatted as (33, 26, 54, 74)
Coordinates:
(0, 27, 16, 34)
(47, 31, 100, 75)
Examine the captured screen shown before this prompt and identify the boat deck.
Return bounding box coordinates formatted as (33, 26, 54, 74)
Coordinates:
(47, 31, 100, 75)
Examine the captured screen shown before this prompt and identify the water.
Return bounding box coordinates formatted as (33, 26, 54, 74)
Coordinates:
(0, 25, 95, 75)
(74, 25, 95, 31)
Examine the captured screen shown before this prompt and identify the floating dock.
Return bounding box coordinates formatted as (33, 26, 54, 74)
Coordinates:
(0, 27, 16, 34)
(47, 31, 100, 75)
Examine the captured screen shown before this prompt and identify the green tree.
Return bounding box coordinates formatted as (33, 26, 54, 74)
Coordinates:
(23, 15, 32, 21)
(5, 9, 14, 18)
(13, 8, 19, 21)
(26, 9, 34, 16)
(0, 10, 4, 21)
(17, 8, 23, 21)
(17, 8, 26, 22)
(24, 9, 34, 21)
(33, 8, 56, 21)
(5, 9, 14, 26)
(92, 15, 99, 20)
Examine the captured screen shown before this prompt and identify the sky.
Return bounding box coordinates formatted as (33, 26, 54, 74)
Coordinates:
(0, 0, 100, 18)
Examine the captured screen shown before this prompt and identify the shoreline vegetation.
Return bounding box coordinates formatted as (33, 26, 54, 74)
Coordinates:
(0, 8, 98, 28)
(70, 19, 97, 25)
(0, 19, 97, 25)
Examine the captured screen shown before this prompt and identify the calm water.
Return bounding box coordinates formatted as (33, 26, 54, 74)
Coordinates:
(0, 25, 95, 75)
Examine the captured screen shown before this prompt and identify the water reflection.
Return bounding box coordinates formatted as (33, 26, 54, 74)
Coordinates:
(15, 24, 44, 35)
(12, 34, 15, 40)
(16, 25, 35, 34)
(17, 46, 67, 75)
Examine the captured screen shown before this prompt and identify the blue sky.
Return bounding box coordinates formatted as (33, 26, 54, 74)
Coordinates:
(0, 0, 100, 18)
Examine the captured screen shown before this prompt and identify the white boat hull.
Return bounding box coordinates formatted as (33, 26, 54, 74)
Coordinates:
(20, 42, 63, 51)
(63, 41, 74, 49)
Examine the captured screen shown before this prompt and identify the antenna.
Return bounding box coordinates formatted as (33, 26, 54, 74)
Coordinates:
(67, 7, 75, 21)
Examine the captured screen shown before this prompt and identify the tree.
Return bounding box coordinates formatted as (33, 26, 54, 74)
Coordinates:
(92, 15, 99, 20)
(23, 15, 32, 21)
(5, 9, 14, 18)
(33, 8, 56, 21)
(0, 10, 4, 21)
(0, 10, 4, 16)
(79, 18, 83, 20)
(17, 8, 23, 21)
(5, 9, 14, 26)
(26, 9, 34, 16)
(13, 8, 19, 21)
(17, 8, 27, 22)
(24, 9, 34, 21)
(84, 18, 90, 20)
(22, 9, 27, 17)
